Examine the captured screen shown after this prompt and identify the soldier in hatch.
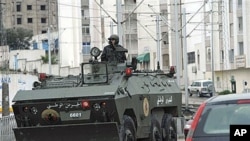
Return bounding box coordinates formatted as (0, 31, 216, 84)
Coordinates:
(101, 34, 127, 63)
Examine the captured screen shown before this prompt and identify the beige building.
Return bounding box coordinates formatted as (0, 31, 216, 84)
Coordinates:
(181, 0, 250, 93)
(2, 0, 58, 35)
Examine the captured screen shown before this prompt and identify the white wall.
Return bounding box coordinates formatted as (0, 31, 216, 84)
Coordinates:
(58, 0, 82, 68)
(0, 74, 38, 109)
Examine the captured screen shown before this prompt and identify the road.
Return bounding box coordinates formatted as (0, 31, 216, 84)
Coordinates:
(182, 91, 212, 106)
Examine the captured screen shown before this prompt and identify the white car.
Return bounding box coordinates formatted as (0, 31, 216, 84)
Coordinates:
(188, 80, 214, 97)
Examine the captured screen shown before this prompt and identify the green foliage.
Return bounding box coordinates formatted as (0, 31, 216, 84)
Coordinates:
(41, 54, 58, 64)
(218, 90, 232, 95)
(6, 27, 33, 50)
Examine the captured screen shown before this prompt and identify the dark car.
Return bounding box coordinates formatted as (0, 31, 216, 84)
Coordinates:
(186, 93, 250, 141)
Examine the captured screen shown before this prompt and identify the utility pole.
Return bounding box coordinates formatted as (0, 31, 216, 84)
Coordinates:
(110, 21, 114, 35)
(48, 0, 52, 75)
(182, 8, 189, 109)
(2, 83, 10, 116)
(175, 0, 180, 86)
(1, 1, 9, 116)
(210, 0, 215, 94)
(156, 15, 161, 70)
(0, 2, 5, 46)
(116, 0, 123, 45)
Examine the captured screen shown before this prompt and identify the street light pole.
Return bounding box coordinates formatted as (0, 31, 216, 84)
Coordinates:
(210, 0, 215, 94)
(175, 0, 180, 86)
(48, 0, 51, 75)
(116, 0, 123, 45)
(156, 15, 161, 70)
(0, 2, 6, 46)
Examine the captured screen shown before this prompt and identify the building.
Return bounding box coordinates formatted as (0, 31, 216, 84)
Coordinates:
(213, 0, 250, 93)
(180, 0, 250, 93)
(1, 0, 58, 35)
(1, 0, 249, 93)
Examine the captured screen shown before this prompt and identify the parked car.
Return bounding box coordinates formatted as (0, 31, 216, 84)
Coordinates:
(188, 80, 214, 97)
(186, 93, 250, 141)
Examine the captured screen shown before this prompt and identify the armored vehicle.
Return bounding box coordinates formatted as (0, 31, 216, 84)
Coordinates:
(12, 47, 183, 141)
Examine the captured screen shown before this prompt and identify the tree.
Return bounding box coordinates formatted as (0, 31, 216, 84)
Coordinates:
(41, 54, 58, 64)
(6, 28, 33, 50)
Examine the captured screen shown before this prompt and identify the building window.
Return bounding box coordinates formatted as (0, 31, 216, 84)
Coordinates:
(197, 52, 200, 70)
(40, 5, 46, 10)
(229, 0, 233, 12)
(17, 18, 22, 24)
(238, 0, 242, 8)
(27, 5, 32, 10)
(220, 50, 224, 63)
(81, 10, 85, 17)
(187, 52, 195, 64)
(230, 23, 234, 37)
(82, 42, 90, 55)
(238, 17, 243, 32)
(16, 3, 21, 12)
(41, 18, 46, 23)
(229, 49, 234, 63)
(41, 30, 47, 34)
(27, 18, 33, 23)
(238, 42, 244, 55)
(219, 25, 222, 38)
(162, 32, 169, 46)
(82, 26, 90, 35)
(206, 47, 211, 62)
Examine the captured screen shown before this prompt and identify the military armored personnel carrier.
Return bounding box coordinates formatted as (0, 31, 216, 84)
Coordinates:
(12, 47, 183, 141)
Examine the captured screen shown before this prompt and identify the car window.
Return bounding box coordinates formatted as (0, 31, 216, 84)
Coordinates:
(196, 82, 201, 87)
(191, 82, 196, 86)
(203, 81, 212, 86)
(196, 104, 250, 135)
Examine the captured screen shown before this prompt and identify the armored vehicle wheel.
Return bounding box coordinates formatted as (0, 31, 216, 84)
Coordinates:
(120, 115, 136, 141)
(162, 114, 177, 141)
(149, 117, 163, 141)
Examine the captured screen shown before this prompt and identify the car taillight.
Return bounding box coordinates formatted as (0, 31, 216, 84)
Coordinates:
(170, 66, 175, 74)
(38, 73, 46, 81)
(186, 102, 206, 141)
(125, 68, 132, 77)
(81, 100, 90, 109)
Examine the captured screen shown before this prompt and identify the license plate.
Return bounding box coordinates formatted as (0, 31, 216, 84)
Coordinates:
(60, 110, 90, 121)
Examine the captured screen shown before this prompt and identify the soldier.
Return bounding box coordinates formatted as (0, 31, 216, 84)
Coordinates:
(101, 34, 127, 63)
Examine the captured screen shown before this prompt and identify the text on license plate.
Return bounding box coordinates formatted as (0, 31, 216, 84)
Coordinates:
(60, 110, 90, 121)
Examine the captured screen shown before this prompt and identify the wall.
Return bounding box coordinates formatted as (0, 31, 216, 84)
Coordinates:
(0, 73, 38, 111)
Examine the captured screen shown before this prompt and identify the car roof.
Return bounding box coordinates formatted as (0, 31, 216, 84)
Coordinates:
(206, 93, 250, 103)
(193, 80, 212, 82)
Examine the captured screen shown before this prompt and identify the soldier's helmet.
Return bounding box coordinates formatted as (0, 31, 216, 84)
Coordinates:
(108, 34, 119, 44)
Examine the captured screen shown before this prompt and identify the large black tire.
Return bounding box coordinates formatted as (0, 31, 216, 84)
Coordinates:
(150, 117, 163, 141)
(120, 115, 136, 141)
(161, 114, 177, 141)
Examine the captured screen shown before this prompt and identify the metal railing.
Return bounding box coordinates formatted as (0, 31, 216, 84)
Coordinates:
(0, 115, 16, 141)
